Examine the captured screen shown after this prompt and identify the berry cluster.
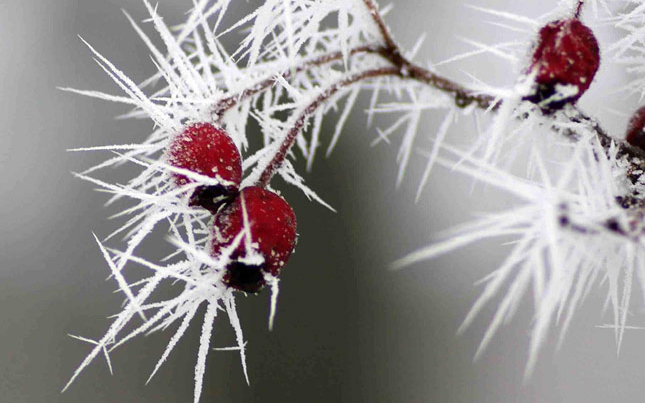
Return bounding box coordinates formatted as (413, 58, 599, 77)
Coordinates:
(167, 122, 297, 293)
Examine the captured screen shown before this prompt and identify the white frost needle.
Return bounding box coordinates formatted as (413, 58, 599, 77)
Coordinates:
(466, 5, 539, 28)
(193, 300, 218, 403)
(146, 304, 200, 384)
(416, 109, 456, 201)
(266, 274, 280, 331)
(224, 295, 249, 385)
(67, 334, 114, 375)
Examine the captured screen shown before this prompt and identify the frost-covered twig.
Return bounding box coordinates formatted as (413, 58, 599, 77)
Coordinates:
(212, 45, 387, 121)
(253, 0, 645, 201)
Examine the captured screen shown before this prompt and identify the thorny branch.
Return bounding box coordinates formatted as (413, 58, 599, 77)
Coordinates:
(211, 45, 389, 121)
(361, 0, 645, 205)
(215, 0, 645, 215)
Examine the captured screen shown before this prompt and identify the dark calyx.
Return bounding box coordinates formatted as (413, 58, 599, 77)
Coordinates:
(523, 83, 571, 112)
(188, 184, 237, 214)
(223, 261, 266, 294)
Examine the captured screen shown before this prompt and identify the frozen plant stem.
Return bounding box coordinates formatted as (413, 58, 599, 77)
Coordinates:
(211, 45, 386, 121)
(240, 0, 645, 208)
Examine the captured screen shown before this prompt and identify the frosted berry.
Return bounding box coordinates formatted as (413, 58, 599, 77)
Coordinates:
(211, 186, 297, 293)
(524, 18, 600, 111)
(626, 106, 645, 151)
(167, 122, 242, 212)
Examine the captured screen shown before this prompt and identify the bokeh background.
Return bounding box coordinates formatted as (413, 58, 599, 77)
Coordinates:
(1, 0, 644, 402)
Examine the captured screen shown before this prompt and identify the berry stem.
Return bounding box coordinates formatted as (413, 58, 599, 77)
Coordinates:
(575, 0, 585, 18)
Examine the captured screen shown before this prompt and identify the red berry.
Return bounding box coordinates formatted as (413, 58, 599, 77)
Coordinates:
(210, 186, 297, 293)
(626, 106, 645, 151)
(167, 122, 242, 212)
(524, 18, 600, 110)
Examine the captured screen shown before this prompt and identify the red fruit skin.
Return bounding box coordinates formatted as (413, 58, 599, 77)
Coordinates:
(626, 106, 645, 151)
(524, 18, 600, 110)
(211, 186, 297, 293)
(167, 122, 242, 212)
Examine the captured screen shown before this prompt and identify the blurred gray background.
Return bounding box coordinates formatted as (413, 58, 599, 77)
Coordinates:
(1, 0, 643, 402)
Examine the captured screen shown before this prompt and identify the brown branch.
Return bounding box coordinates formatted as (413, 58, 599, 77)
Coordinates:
(211, 45, 388, 122)
(212, 43, 494, 124)
(382, 48, 496, 109)
(211, 0, 492, 124)
(361, 0, 495, 109)
(212, 0, 495, 122)
(361, 0, 398, 51)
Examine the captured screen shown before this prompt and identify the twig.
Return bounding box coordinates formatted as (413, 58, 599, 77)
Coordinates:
(361, 0, 398, 50)
(358, 0, 645, 193)
(360, 0, 494, 108)
(227, 0, 645, 200)
(211, 45, 388, 122)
